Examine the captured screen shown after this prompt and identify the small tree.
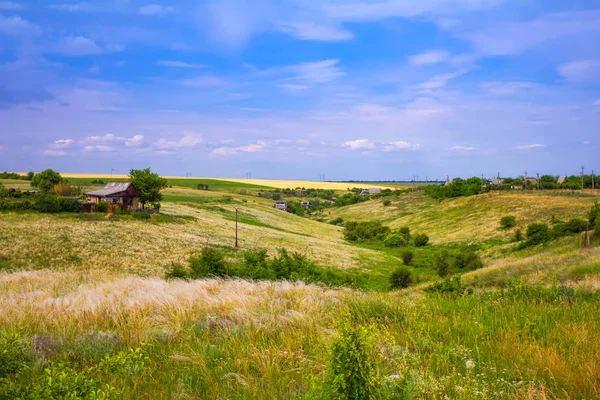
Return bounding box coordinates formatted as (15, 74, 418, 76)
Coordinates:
(435, 250, 450, 277)
(26, 171, 34, 181)
(188, 247, 227, 278)
(383, 233, 406, 248)
(390, 266, 412, 289)
(129, 168, 168, 209)
(500, 215, 516, 228)
(401, 250, 414, 265)
(413, 233, 429, 247)
(30, 169, 63, 193)
(525, 223, 552, 246)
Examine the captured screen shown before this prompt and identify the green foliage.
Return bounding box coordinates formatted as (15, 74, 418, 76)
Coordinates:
(501, 278, 576, 303)
(30, 169, 63, 193)
(2, 344, 150, 399)
(424, 277, 471, 296)
(382, 199, 391, 206)
(131, 211, 151, 220)
(523, 223, 552, 247)
(514, 229, 523, 242)
(164, 263, 188, 280)
(401, 250, 414, 265)
(326, 319, 380, 400)
(240, 249, 273, 279)
(588, 201, 600, 227)
(500, 215, 516, 228)
(383, 233, 406, 248)
(129, 168, 168, 209)
(188, 247, 227, 278)
(343, 221, 390, 241)
(0, 330, 30, 379)
(390, 266, 412, 289)
(424, 177, 486, 199)
(553, 218, 588, 236)
(413, 233, 429, 247)
(454, 249, 484, 271)
(330, 217, 344, 226)
(435, 250, 450, 277)
(398, 226, 411, 241)
(93, 201, 109, 213)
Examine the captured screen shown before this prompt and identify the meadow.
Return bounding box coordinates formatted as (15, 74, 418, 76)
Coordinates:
(1, 176, 600, 399)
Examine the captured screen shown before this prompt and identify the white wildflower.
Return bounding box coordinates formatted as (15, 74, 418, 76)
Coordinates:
(466, 360, 476, 370)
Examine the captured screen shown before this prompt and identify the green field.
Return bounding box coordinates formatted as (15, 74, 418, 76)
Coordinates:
(1, 178, 600, 398)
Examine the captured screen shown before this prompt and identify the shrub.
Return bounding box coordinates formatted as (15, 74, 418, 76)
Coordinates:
(401, 250, 414, 265)
(382, 199, 391, 206)
(398, 226, 411, 241)
(514, 229, 523, 241)
(57, 196, 83, 213)
(131, 211, 151, 220)
(589, 201, 600, 227)
(188, 247, 227, 278)
(343, 221, 390, 241)
(164, 263, 188, 280)
(524, 223, 552, 246)
(239, 249, 273, 279)
(454, 249, 484, 271)
(500, 215, 516, 228)
(35, 195, 61, 213)
(0, 330, 30, 378)
(554, 218, 588, 236)
(384, 233, 407, 248)
(435, 250, 450, 277)
(390, 266, 412, 289)
(93, 201, 109, 213)
(413, 233, 429, 247)
(326, 319, 379, 399)
(425, 277, 472, 296)
(330, 217, 344, 226)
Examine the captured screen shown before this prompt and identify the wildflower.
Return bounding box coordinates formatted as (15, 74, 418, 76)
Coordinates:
(388, 374, 400, 381)
(466, 360, 476, 370)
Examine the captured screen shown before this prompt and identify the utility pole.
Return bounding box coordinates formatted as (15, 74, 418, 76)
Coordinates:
(581, 165, 585, 191)
(537, 173, 540, 190)
(235, 209, 238, 248)
(593, 170, 595, 191)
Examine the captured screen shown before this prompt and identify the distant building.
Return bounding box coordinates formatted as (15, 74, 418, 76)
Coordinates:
(274, 200, 288, 211)
(525, 178, 538, 185)
(557, 176, 567, 184)
(86, 182, 140, 210)
(360, 188, 382, 196)
(301, 201, 311, 209)
(488, 178, 504, 185)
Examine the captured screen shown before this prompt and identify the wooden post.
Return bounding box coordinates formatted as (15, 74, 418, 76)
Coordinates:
(235, 209, 238, 248)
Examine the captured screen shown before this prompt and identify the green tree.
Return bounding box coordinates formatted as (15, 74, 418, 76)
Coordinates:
(390, 266, 412, 289)
(26, 171, 34, 181)
(129, 168, 168, 209)
(30, 169, 63, 193)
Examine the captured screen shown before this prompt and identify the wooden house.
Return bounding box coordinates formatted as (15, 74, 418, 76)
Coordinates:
(301, 201, 311, 210)
(86, 182, 140, 210)
(274, 200, 288, 211)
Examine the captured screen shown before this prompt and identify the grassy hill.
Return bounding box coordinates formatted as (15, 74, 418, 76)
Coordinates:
(1, 184, 600, 398)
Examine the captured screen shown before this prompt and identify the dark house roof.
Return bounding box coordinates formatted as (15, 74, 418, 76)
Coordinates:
(86, 182, 139, 197)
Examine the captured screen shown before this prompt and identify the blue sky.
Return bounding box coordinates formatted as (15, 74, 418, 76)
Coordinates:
(0, 0, 599, 180)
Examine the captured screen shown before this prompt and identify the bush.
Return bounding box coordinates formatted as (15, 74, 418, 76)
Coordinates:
(132, 211, 151, 220)
(0, 330, 30, 378)
(524, 223, 552, 246)
(454, 249, 484, 271)
(401, 250, 414, 265)
(435, 250, 450, 277)
(382, 199, 391, 206)
(330, 217, 344, 226)
(188, 247, 227, 278)
(93, 201, 109, 213)
(589, 201, 600, 227)
(35, 195, 61, 213)
(554, 218, 588, 236)
(514, 228, 523, 242)
(500, 215, 516, 228)
(57, 196, 83, 213)
(239, 249, 273, 279)
(424, 277, 472, 296)
(398, 226, 411, 241)
(343, 221, 390, 242)
(326, 319, 379, 399)
(383, 233, 407, 248)
(164, 263, 188, 280)
(413, 233, 429, 247)
(390, 266, 412, 289)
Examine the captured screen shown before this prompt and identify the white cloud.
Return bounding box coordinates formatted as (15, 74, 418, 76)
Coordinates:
(55, 36, 104, 56)
(83, 145, 115, 152)
(516, 143, 545, 150)
(0, 14, 39, 36)
(409, 50, 449, 66)
(383, 141, 422, 152)
(594, 99, 600, 106)
(210, 140, 266, 156)
(277, 83, 309, 92)
(480, 81, 536, 96)
(43, 150, 66, 156)
(87, 133, 124, 143)
(451, 145, 475, 151)
(49, 3, 96, 12)
(414, 70, 465, 90)
(139, 4, 174, 16)
(557, 60, 600, 82)
(277, 21, 353, 41)
(51, 139, 76, 149)
(343, 139, 374, 150)
(125, 135, 144, 147)
(180, 75, 225, 88)
(158, 60, 205, 69)
(0, 2, 21, 10)
(288, 59, 343, 83)
(155, 131, 203, 149)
